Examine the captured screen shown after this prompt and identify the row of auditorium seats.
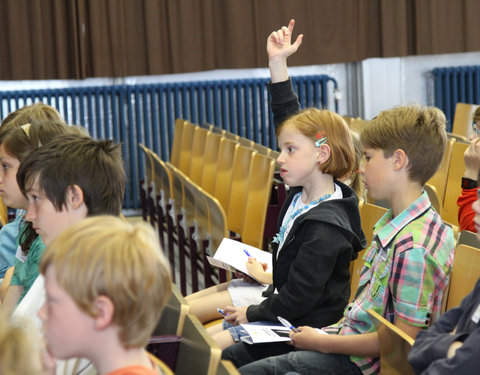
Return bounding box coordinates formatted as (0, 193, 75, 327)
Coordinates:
(148, 283, 240, 375)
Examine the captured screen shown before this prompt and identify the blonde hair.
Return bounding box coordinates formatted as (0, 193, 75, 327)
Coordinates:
(0, 314, 43, 375)
(345, 129, 365, 200)
(277, 108, 356, 179)
(361, 105, 447, 186)
(40, 216, 172, 349)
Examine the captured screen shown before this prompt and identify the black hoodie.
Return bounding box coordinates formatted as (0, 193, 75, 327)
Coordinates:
(246, 181, 366, 328)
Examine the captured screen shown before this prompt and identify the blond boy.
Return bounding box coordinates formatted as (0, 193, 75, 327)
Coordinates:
(39, 216, 172, 375)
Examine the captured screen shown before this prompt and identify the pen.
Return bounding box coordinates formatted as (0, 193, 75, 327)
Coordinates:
(277, 316, 299, 333)
(243, 249, 252, 257)
(217, 307, 228, 316)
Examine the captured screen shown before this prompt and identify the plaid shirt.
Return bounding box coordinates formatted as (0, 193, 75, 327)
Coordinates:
(327, 192, 455, 375)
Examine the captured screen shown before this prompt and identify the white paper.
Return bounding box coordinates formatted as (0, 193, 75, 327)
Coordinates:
(240, 323, 291, 344)
(206, 238, 272, 284)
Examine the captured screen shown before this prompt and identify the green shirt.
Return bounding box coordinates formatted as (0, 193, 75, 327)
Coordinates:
(10, 222, 46, 303)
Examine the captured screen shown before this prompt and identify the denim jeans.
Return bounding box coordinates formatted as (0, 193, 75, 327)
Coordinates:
(238, 350, 363, 375)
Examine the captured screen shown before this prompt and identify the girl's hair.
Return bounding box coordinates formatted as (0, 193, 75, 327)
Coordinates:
(1, 120, 70, 254)
(0, 102, 63, 140)
(345, 129, 365, 200)
(277, 108, 356, 179)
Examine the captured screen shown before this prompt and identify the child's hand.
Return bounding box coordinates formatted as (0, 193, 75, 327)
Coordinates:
(267, 19, 303, 64)
(290, 326, 327, 351)
(223, 305, 249, 325)
(234, 270, 257, 284)
(245, 258, 272, 284)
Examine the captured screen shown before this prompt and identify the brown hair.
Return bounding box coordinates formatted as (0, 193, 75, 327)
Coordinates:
(40, 216, 171, 349)
(0, 103, 63, 140)
(17, 133, 125, 216)
(473, 106, 480, 124)
(361, 105, 447, 186)
(277, 108, 355, 179)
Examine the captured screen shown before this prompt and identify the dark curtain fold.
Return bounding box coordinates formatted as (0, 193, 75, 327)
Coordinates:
(0, 0, 478, 80)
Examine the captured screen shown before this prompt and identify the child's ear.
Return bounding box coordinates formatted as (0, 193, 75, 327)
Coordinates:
(392, 149, 408, 171)
(66, 184, 85, 210)
(93, 295, 115, 331)
(317, 144, 331, 165)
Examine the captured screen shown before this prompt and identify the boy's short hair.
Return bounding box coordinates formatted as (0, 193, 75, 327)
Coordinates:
(17, 133, 126, 216)
(40, 215, 172, 349)
(277, 108, 355, 179)
(0, 103, 63, 139)
(361, 105, 447, 186)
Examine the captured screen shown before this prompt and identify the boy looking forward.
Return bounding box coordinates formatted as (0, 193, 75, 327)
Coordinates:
(39, 215, 172, 375)
(235, 104, 455, 374)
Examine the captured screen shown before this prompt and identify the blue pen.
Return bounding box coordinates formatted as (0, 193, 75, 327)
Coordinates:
(277, 316, 299, 333)
(243, 249, 252, 257)
(217, 307, 228, 316)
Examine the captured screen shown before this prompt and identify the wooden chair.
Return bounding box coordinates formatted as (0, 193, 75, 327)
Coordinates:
(211, 125, 226, 136)
(252, 143, 272, 157)
(350, 203, 388, 302)
(148, 352, 175, 375)
(445, 243, 480, 310)
(200, 132, 222, 195)
(0, 197, 8, 227)
(175, 314, 222, 375)
(240, 153, 276, 249)
(227, 146, 256, 235)
(0, 266, 14, 301)
(178, 120, 196, 175)
(213, 138, 238, 212)
(457, 230, 480, 248)
(237, 136, 255, 148)
(349, 117, 369, 133)
(224, 130, 239, 142)
(424, 183, 442, 215)
(447, 132, 468, 143)
(367, 309, 415, 375)
(217, 360, 240, 375)
(153, 283, 190, 336)
(170, 118, 186, 167)
(451, 102, 477, 139)
(442, 140, 469, 226)
(427, 138, 454, 206)
(189, 127, 209, 185)
(138, 144, 157, 225)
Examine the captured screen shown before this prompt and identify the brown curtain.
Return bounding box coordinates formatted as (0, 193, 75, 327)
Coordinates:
(0, 0, 478, 80)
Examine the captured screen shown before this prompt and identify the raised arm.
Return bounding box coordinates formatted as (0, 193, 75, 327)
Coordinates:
(267, 19, 303, 83)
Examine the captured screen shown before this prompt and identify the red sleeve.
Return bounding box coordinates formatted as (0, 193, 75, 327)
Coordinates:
(457, 187, 478, 232)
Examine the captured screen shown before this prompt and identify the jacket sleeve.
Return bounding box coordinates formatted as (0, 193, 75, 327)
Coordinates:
(246, 221, 350, 323)
(268, 79, 301, 128)
(408, 280, 480, 374)
(457, 187, 477, 232)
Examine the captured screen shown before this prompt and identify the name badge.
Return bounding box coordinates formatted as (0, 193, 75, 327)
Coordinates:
(15, 245, 27, 263)
(471, 302, 480, 324)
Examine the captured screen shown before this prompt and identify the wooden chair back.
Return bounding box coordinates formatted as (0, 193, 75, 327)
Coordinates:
(427, 138, 454, 205)
(178, 120, 196, 174)
(203, 191, 228, 256)
(457, 230, 480, 248)
(442, 140, 469, 226)
(367, 309, 415, 375)
(451, 102, 477, 139)
(213, 139, 238, 212)
(170, 118, 186, 167)
(424, 183, 442, 215)
(227, 146, 256, 235)
(237, 136, 255, 148)
(175, 314, 222, 375)
(240, 153, 275, 248)
(445, 243, 480, 310)
(189, 127, 209, 184)
(224, 130, 239, 142)
(200, 132, 222, 195)
(153, 283, 190, 336)
(252, 143, 272, 157)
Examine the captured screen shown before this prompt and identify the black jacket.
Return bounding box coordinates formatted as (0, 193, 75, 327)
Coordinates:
(246, 181, 366, 327)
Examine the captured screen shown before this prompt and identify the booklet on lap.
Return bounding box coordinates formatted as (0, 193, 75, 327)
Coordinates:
(206, 238, 272, 285)
(239, 323, 292, 344)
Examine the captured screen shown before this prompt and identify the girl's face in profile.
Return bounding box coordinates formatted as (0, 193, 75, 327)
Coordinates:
(0, 143, 28, 209)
